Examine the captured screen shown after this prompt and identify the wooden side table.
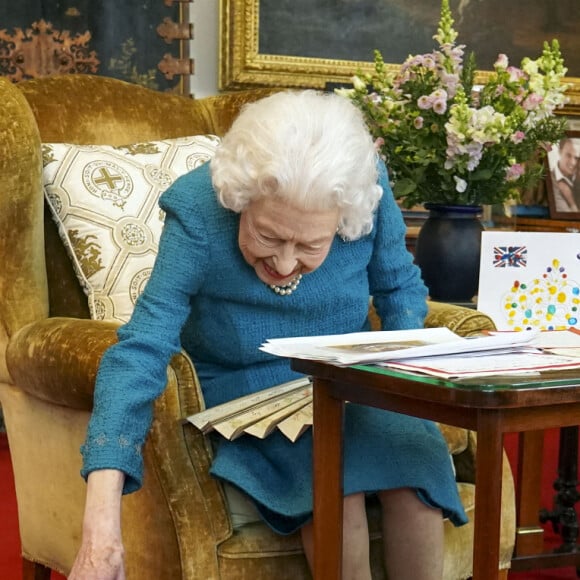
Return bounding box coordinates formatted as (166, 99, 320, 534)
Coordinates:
(290, 360, 580, 580)
(514, 430, 547, 556)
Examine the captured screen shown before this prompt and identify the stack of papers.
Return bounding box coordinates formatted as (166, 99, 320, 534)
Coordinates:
(260, 327, 580, 379)
(261, 327, 539, 365)
(384, 351, 580, 379)
(186, 328, 580, 444)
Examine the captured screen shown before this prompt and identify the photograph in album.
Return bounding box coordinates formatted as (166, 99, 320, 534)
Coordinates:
(260, 327, 541, 366)
(187, 328, 580, 443)
(186, 377, 312, 442)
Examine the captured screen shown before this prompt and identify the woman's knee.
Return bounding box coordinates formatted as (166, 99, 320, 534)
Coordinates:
(344, 492, 366, 513)
(343, 493, 368, 531)
(377, 487, 413, 503)
(377, 488, 442, 520)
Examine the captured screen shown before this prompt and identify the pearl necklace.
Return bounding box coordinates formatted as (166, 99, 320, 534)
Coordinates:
(268, 273, 303, 296)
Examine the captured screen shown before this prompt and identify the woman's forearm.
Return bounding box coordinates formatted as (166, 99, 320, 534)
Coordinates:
(68, 469, 127, 579)
(83, 469, 125, 530)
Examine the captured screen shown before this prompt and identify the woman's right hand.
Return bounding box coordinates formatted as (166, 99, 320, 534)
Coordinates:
(68, 469, 126, 580)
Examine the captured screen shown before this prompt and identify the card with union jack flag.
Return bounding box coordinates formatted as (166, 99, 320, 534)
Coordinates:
(492, 246, 528, 268)
(478, 232, 580, 331)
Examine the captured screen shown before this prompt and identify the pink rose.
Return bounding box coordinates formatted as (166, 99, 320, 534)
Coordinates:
(505, 163, 525, 181)
(417, 95, 432, 110)
(522, 93, 544, 110)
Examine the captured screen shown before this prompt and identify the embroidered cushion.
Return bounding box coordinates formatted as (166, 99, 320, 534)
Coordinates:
(42, 135, 220, 322)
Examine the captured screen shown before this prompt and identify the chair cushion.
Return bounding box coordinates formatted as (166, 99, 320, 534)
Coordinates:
(438, 423, 469, 455)
(42, 135, 220, 322)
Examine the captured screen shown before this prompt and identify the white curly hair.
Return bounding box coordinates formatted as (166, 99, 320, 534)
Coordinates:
(210, 90, 383, 241)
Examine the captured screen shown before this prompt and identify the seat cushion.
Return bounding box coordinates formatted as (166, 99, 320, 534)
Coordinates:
(42, 135, 220, 322)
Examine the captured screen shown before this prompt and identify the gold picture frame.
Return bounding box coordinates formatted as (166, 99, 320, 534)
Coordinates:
(219, 0, 580, 115)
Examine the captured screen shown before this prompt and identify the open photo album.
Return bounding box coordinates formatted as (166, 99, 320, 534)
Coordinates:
(187, 327, 580, 442)
(187, 377, 313, 442)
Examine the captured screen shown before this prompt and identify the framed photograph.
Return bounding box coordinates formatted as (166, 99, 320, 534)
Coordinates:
(546, 130, 580, 220)
(219, 0, 580, 113)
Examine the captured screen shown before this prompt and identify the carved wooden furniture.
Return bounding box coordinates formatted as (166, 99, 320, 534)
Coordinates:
(492, 215, 580, 233)
(511, 428, 580, 574)
(290, 360, 580, 580)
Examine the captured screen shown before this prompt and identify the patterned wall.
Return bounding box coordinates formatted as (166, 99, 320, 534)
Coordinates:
(0, 0, 193, 94)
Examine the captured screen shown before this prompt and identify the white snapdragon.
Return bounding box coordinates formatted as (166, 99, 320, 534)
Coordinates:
(454, 176, 468, 192)
(352, 76, 367, 92)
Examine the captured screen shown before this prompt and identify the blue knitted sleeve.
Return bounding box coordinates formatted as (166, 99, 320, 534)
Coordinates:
(80, 170, 211, 493)
(368, 160, 428, 330)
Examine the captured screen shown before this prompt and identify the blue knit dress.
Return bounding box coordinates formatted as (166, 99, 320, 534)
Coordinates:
(81, 161, 468, 534)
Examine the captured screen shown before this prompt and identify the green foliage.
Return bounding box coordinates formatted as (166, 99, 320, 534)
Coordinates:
(338, 0, 569, 208)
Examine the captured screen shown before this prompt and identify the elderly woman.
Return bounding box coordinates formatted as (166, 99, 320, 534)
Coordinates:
(70, 90, 466, 580)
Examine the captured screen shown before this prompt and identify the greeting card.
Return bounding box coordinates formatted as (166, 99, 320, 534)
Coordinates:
(477, 231, 580, 331)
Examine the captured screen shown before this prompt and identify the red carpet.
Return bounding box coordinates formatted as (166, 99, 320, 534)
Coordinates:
(0, 434, 66, 580)
(0, 430, 578, 579)
(1, 433, 23, 580)
(506, 429, 579, 580)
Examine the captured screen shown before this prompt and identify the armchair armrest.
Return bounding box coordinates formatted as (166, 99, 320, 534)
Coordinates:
(5, 315, 233, 574)
(368, 299, 496, 337)
(6, 316, 210, 416)
(6, 317, 120, 409)
(425, 300, 496, 337)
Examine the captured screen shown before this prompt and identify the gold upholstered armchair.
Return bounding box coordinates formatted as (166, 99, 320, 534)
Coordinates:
(0, 74, 515, 580)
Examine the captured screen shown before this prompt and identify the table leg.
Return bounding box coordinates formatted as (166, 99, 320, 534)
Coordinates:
(515, 430, 546, 556)
(473, 411, 505, 580)
(312, 378, 344, 580)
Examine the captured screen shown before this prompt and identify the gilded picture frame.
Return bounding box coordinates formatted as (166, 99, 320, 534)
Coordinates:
(219, 0, 580, 115)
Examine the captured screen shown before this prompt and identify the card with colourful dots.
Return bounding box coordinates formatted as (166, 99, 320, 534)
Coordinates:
(477, 232, 580, 331)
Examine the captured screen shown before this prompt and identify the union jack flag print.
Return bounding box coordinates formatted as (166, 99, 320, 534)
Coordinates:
(492, 246, 528, 268)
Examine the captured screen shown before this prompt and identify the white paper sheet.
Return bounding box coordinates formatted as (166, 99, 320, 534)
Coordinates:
(260, 327, 539, 366)
(384, 352, 580, 379)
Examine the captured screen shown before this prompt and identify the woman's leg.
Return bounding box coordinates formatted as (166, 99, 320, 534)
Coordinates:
(300, 492, 371, 580)
(377, 487, 444, 580)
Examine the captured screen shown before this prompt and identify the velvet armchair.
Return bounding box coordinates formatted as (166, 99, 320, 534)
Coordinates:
(0, 74, 516, 579)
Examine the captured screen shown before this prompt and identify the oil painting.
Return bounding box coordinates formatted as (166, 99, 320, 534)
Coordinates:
(220, 0, 580, 111)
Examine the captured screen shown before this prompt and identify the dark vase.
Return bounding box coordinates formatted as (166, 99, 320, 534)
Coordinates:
(414, 204, 483, 303)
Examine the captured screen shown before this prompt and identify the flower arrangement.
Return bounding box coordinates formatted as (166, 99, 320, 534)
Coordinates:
(338, 0, 569, 208)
